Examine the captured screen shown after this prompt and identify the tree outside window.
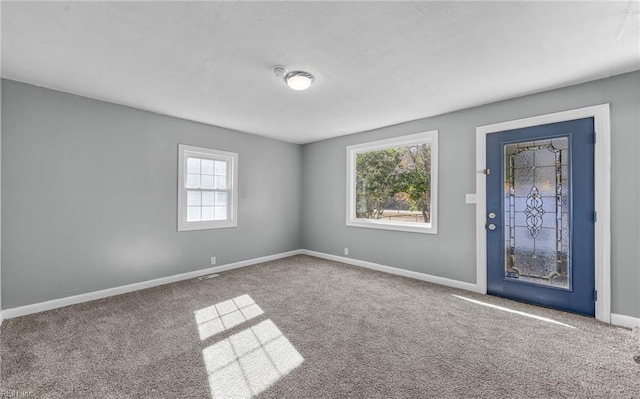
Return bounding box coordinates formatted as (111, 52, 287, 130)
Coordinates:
(347, 131, 438, 234)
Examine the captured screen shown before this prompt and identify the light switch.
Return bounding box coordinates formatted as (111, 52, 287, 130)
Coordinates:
(465, 194, 477, 204)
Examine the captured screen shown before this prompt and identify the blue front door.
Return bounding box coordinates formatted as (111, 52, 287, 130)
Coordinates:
(486, 118, 595, 316)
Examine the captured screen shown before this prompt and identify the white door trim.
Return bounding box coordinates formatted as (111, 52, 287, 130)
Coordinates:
(475, 104, 611, 323)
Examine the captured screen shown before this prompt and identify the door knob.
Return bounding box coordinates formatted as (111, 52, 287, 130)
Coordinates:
(488, 212, 496, 219)
(487, 223, 496, 230)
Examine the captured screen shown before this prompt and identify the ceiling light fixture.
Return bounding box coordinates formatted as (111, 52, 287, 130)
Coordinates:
(272, 65, 314, 91)
(285, 71, 314, 91)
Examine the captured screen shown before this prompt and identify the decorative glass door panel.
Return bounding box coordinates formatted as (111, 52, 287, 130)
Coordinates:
(504, 138, 569, 289)
(486, 117, 595, 316)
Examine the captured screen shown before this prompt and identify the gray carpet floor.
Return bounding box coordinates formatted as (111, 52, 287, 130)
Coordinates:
(1, 255, 639, 398)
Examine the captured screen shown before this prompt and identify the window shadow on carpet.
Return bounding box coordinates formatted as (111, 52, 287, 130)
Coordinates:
(195, 295, 304, 399)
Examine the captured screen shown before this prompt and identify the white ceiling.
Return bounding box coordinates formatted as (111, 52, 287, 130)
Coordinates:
(2, 1, 639, 144)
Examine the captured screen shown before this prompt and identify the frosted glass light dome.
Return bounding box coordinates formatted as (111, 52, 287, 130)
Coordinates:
(285, 71, 314, 90)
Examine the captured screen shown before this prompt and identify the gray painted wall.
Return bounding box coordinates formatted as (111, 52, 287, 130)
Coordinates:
(302, 71, 640, 319)
(2, 72, 639, 319)
(1, 79, 303, 308)
(0, 76, 3, 314)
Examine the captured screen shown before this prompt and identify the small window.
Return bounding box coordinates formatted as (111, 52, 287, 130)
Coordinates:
(178, 144, 238, 231)
(346, 131, 438, 234)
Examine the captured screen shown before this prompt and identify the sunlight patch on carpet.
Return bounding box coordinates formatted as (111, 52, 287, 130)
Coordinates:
(202, 319, 304, 399)
(452, 295, 575, 328)
(194, 294, 265, 340)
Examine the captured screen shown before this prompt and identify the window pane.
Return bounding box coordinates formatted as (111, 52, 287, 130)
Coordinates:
(215, 161, 227, 176)
(201, 160, 214, 175)
(202, 192, 215, 206)
(214, 206, 227, 220)
(201, 175, 214, 189)
(187, 191, 201, 206)
(214, 176, 227, 190)
(187, 173, 200, 188)
(187, 206, 201, 222)
(354, 142, 431, 224)
(215, 192, 227, 206)
(179, 145, 238, 231)
(187, 158, 201, 174)
(201, 206, 214, 221)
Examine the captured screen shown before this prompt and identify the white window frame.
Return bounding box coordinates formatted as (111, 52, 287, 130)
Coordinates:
(346, 131, 438, 234)
(178, 144, 238, 231)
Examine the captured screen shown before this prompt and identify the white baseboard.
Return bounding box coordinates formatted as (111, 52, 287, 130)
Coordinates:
(3, 248, 638, 331)
(1, 250, 302, 321)
(300, 249, 481, 293)
(611, 313, 640, 329)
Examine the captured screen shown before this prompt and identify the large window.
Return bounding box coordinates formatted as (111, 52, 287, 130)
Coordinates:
(178, 144, 238, 231)
(346, 131, 438, 234)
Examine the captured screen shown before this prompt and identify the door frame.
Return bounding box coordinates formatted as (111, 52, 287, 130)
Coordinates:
(475, 104, 611, 323)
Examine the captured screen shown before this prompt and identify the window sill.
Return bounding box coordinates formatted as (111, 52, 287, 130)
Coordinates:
(178, 220, 237, 232)
(346, 219, 437, 234)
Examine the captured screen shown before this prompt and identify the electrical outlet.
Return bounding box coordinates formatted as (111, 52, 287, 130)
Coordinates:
(465, 194, 477, 204)
(211, 256, 217, 266)
(344, 248, 349, 256)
